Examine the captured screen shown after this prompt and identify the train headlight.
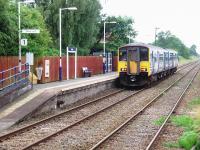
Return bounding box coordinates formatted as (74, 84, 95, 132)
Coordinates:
(120, 68, 127, 72)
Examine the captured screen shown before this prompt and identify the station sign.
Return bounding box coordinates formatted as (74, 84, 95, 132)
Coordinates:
(21, 39, 27, 46)
(23, 0, 35, 3)
(22, 29, 40, 34)
(68, 47, 77, 52)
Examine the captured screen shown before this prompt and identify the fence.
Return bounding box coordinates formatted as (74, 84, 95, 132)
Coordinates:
(0, 63, 29, 91)
(0, 56, 118, 84)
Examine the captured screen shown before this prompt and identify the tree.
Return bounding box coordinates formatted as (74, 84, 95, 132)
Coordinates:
(189, 44, 198, 56)
(36, 0, 102, 55)
(93, 16, 137, 53)
(0, 1, 53, 56)
(0, 0, 18, 55)
(155, 31, 190, 58)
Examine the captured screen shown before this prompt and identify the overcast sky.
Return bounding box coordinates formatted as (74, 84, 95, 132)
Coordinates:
(100, 0, 200, 53)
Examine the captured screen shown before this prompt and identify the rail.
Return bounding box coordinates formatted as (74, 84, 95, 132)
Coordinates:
(0, 63, 29, 91)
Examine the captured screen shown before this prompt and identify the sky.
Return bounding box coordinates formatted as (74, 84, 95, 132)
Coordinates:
(100, 0, 200, 53)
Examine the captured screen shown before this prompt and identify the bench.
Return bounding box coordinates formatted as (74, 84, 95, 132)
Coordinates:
(82, 67, 92, 77)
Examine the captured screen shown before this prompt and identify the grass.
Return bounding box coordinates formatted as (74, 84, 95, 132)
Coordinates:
(188, 97, 200, 108)
(178, 56, 199, 65)
(163, 141, 180, 148)
(170, 115, 194, 130)
(153, 116, 166, 126)
(165, 115, 200, 150)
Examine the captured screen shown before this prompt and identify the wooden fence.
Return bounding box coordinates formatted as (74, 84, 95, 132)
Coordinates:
(0, 56, 118, 83)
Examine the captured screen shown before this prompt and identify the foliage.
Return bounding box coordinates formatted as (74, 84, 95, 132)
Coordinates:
(169, 115, 200, 150)
(189, 44, 198, 56)
(0, 0, 18, 55)
(36, 0, 102, 55)
(195, 139, 200, 150)
(94, 16, 137, 53)
(155, 31, 190, 59)
(171, 115, 194, 130)
(178, 131, 198, 150)
(0, 0, 53, 56)
(21, 6, 53, 56)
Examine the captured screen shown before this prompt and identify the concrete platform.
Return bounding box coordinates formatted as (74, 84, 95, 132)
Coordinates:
(0, 72, 118, 132)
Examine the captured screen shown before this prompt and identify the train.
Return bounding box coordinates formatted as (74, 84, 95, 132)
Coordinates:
(117, 43, 178, 87)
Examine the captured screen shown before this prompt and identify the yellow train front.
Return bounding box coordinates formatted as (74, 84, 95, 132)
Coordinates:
(118, 43, 178, 87)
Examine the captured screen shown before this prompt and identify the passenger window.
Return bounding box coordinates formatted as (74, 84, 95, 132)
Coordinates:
(140, 48, 148, 61)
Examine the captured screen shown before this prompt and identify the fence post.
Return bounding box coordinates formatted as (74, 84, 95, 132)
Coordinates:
(14, 67, 17, 84)
(1, 72, 4, 88)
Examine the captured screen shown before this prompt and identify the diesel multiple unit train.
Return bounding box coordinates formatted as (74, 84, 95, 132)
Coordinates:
(118, 43, 178, 87)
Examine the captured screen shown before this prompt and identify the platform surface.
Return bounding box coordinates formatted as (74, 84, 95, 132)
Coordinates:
(0, 72, 117, 132)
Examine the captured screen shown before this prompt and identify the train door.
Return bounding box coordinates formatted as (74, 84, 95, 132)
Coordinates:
(150, 51, 154, 74)
(127, 47, 140, 74)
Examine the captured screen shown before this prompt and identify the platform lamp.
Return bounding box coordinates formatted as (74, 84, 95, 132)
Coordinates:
(59, 7, 77, 81)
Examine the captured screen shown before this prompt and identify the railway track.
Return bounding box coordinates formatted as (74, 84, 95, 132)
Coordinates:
(89, 62, 199, 150)
(0, 88, 145, 150)
(0, 61, 197, 150)
(145, 66, 200, 150)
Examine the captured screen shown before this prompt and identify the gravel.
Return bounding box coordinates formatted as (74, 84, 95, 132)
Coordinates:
(150, 64, 200, 150)
(28, 64, 197, 149)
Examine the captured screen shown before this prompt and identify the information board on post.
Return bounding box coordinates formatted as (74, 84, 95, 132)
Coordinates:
(66, 47, 77, 80)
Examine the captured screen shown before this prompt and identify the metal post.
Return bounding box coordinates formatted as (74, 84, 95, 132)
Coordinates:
(75, 48, 77, 79)
(18, 2, 22, 72)
(155, 27, 159, 46)
(103, 21, 106, 57)
(59, 8, 62, 81)
(67, 47, 69, 80)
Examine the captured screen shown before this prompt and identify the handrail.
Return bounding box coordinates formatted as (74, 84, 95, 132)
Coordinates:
(0, 63, 28, 74)
(0, 63, 30, 91)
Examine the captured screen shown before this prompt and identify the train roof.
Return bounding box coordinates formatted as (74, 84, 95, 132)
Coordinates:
(120, 42, 178, 54)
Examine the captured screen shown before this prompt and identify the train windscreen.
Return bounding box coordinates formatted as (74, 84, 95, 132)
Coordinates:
(119, 48, 127, 61)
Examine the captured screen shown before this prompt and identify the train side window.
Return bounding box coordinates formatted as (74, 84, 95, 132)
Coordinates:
(159, 54, 164, 61)
(140, 48, 148, 61)
(170, 53, 173, 60)
(119, 49, 127, 61)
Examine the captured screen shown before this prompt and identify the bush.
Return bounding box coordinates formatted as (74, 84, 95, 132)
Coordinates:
(179, 131, 198, 150)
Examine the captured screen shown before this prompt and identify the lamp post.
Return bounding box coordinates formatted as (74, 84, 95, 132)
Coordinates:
(103, 21, 117, 57)
(18, 0, 35, 72)
(155, 27, 159, 46)
(59, 7, 77, 81)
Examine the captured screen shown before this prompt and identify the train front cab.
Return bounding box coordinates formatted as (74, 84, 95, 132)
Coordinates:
(118, 46, 150, 86)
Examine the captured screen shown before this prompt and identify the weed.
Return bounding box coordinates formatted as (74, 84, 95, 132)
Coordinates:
(163, 141, 180, 148)
(153, 116, 166, 126)
(188, 97, 200, 108)
(194, 139, 200, 150)
(170, 115, 194, 130)
(179, 131, 198, 150)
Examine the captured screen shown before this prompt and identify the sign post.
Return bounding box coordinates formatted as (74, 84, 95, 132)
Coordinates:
(66, 47, 77, 80)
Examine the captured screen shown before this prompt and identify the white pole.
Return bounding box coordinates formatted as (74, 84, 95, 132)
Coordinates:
(59, 8, 62, 80)
(18, 2, 22, 72)
(67, 47, 69, 80)
(103, 21, 106, 57)
(75, 48, 77, 79)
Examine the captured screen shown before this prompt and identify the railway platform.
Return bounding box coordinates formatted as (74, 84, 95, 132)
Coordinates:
(0, 72, 118, 132)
